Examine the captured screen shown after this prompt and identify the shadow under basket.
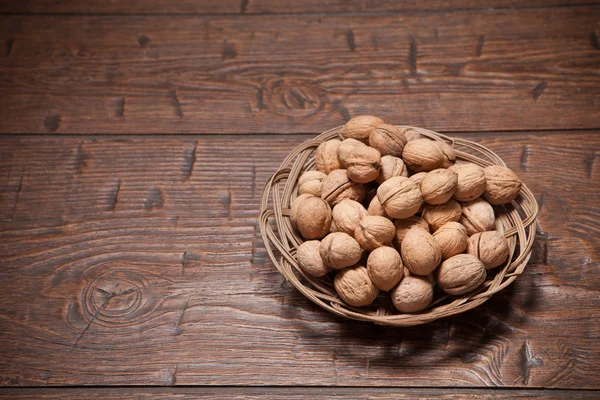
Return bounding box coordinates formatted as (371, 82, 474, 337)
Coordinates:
(259, 126, 538, 327)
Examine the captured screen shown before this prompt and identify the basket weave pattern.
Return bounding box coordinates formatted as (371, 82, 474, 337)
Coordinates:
(259, 126, 538, 326)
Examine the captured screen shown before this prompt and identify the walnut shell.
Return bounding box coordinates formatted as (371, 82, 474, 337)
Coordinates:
(433, 221, 468, 259)
(345, 145, 382, 183)
(436, 254, 486, 296)
(391, 275, 433, 313)
(377, 176, 423, 219)
(339, 115, 384, 143)
(467, 231, 510, 270)
(449, 163, 486, 202)
(460, 198, 495, 236)
(321, 169, 366, 206)
(315, 139, 341, 174)
(437, 141, 456, 169)
(402, 139, 445, 172)
(367, 195, 390, 219)
(393, 216, 429, 247)
(422, 199, 462, 231)
(354, 216, 396, 251)
(367, 246, 404, 291)
(290, 194, 312, 227)
(337, 138, 366, 168)
(296, 240, 329, 277)
(408, 171, 428, 186)
(298, 170, 327, 197)
(369, 124, 407, 157)
(420, 168, 458, 205)
(483, 166, 522, 205)
(334, 265, 379, 307)
(292, 195, 332, 239)
(403, 128, 421, 142)
(320, 232, 364, 269)
(376, 155, 408, 184)
(331, 199, 368, 237)
(401, 227, 442, 275)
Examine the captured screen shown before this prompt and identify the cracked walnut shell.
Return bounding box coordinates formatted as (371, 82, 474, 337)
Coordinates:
(367, 246, 404, 291)
(377, 176, 422, 219)
(467, 231, 510, 270)
(354, 216, 396, 251)
(315, 139, 341, 174)
(483, 165, 522, 205)
(436, 254, 486, 296)
(334, 265, 379, 307)
(320, 232, 364, 269)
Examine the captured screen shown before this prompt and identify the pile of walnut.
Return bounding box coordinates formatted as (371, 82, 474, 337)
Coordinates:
(291, 115, 523, 313)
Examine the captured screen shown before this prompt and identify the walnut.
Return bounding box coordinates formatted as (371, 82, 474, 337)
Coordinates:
(315, 139, 341, 174)
(367, 195, 390, 219)
(392, 216, 429, 247)
(403, 128, 421, 142)
(345, 145, 382, 183)
(408, 171, 427, 186)
(291, 195, 332, 239)
(467, 231, 510, 270)
(334, 265, 379, 307)
(321, 169, 366, 206)
(354, 216, 396, 251)
(449, 163, 486, 202)
(296, 240, 329, 277)
(483, 165, 522, 205)
(290, 194, 312, 227)
(331, 199, 368, 237)
(369, 124, 407, 157)
(367, 246, 404, 291)
(376, 155, 408, 184)
(436, 141, 456, 168)
(401, 227, 442, 275)
(337, 138, 366, 168)
(460, 198, 495, 236)
(391, 275, 433, 313)
(377, 176, 422, 219)
(339, 115, 384, 143)
(436, 254, 486, 296)
(432, 221, 468, 259)
(320, 232, 364, 269)
(422, 199, 462, 231)
(298, 170, 327, 197)
(402, 139, 445, 172)
(420, 168, 458, 205)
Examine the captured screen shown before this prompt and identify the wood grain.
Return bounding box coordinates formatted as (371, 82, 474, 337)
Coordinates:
(1, 7, 599, 134)
(0, 0, 595, 15)
(0, 132, 598, 387)
(1, 387, 599, 399)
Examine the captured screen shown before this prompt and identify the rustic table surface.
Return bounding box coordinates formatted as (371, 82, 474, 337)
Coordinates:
(1, 1, 599, 398)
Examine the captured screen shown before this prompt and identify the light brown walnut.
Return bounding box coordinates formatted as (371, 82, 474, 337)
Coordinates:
(337, 138, 366, 168)
(367, 246, 404, 291)
(433, 221, 468, 259)
(296, 240, 329, 277)
(369, 124, 407, 157)
(376, 155, 408, 184)
(321, 169, 366, 206)
(420, 168, 458, 205)
(400, 227, 442, 275)
(436, 254, 486, 296)
(291, 195, 332, 239)
(393, 216, 429, 248)
(331, 199, 368, 237)
(354, 216, 396, 251)
(449, 163, 486, 202)
(467, 231, 510, 269)
(391, 275, 433, 313)
(345, 145, 382, 183)
(298, 170, 327, 197)
(377, 176, 422, 219)
(460, 198, 496, 236)
(339, 115, 384, 144)
(402, 139, 445, 172)
(422, 199, 462, 231)
(334, 265, 379, 307)
(483, 165, 522, 205)
(319, 232, 363, 269)
(315, 139, 341, 174)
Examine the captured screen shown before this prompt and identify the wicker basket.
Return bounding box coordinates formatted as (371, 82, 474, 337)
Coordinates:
(259, 126, 538, 326)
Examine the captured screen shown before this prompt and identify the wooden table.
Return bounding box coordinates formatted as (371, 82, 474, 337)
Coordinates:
(1, 1, 599, 398)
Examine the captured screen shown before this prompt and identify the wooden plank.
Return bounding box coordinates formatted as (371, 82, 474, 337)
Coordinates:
(1, 8, 599, 134)
(0, 0, 595, 15)
(0, 132, 599, 387)
(1, 387, 599, 399)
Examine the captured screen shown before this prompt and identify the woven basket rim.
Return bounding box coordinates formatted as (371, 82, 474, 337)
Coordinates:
(259, 126, 538, 327)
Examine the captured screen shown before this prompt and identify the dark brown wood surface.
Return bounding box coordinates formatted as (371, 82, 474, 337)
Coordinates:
(1, 133, 599, 389)
(1, 0, 600, 397)
(1, 7, 600, 134)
